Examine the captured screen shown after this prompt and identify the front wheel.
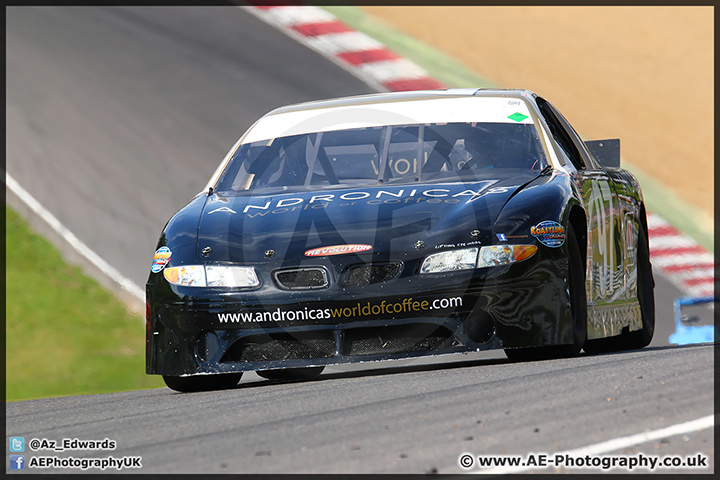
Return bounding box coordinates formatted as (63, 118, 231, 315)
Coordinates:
(554, 223, 587, 357)
(505, 223, 586, 361)
(163, 372, 242, 393)
(621, 225, 655, 349)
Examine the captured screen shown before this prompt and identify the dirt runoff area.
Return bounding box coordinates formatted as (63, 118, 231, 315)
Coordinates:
(361, 6, 713, 226)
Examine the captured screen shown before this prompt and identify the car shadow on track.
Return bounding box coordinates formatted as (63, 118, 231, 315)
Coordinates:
(246, 342, 715, 385)
(161, 342, 715, 393)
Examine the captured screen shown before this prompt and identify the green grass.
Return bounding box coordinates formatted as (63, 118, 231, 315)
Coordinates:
(5, 206, 164, 401)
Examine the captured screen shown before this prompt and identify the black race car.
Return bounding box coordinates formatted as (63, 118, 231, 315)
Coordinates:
(146, 89, 654, 392)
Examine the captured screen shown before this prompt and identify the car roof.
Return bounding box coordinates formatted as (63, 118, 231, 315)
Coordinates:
(266, 88, 538, 116)
(240, 89, 541, 145)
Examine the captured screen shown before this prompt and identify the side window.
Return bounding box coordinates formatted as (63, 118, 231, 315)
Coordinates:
(536, 98, 586, 170)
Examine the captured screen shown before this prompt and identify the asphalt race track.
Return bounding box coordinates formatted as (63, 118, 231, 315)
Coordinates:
(6, 6, 715, 474)
(6, 344, 714, 474)
(6, 6, 373, 291)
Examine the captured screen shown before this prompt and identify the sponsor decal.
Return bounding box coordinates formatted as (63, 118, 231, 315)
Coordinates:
(507, 112, 529, 122)
(217, 295, 463, 323)
(305, 244, 372, 257)
(151, 246, 171, 273)
(240, 182, 516, 218)
(530, 220, 566, 247)
(207, 206, 237, 215)
(496, 233, 507, 242)
(434, 241, 482, 250)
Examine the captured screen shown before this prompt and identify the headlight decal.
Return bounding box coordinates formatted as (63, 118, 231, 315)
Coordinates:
(420, 247, 479, 274)
(163, 265, 259, 288)
(206, 266, 260, 287)
(163, 265, 206, 287)
(420, 244, 538, 273)
(511, 245, 538, 262)
(476, 245, 537, 268)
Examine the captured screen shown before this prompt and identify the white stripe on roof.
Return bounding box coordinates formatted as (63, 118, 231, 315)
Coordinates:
(241, 96, 535, 144)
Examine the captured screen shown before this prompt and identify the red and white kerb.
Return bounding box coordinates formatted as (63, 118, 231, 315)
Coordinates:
(647, 213, 715, 297)
(245, 4, 447, 92)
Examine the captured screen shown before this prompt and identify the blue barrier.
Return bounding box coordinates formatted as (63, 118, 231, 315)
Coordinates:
(669, 296, 716, 345)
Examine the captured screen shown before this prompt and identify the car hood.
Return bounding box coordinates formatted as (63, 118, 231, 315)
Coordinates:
(196, 174, 540, 264)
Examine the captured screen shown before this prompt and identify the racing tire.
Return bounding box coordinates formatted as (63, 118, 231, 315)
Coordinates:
(163, 373, 242, 393)
(554, 223, 587, 357)
(582, 332, 620, 354)
(620, 225, 655, 349)
(584, 224, 655, 353)
(257, 367, 325, 381)
(504, 223, 586, 362)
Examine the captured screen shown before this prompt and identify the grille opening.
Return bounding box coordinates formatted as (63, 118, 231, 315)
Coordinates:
(464, 309, 496, 344)
(220, 331, 335, 363)
(344, 263, 402, 286)
(273, 267, 328, 290)
(344, 324, 455, 356)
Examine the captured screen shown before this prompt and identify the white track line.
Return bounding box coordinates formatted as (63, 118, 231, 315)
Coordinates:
(460, 414, 714, 474)
(6, 173, 145, 305)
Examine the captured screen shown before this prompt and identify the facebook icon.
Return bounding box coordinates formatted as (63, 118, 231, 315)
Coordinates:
(10, 455, 24, 470)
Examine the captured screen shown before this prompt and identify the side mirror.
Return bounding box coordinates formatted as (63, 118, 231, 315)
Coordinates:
(584, 139, 620, 169)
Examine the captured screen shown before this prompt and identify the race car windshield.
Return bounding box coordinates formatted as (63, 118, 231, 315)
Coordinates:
(213, 122, 547, 195)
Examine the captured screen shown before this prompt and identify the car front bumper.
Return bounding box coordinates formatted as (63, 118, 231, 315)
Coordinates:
(146, 251, 572, 376)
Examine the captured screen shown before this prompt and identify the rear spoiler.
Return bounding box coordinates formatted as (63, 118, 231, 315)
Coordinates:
(584, 139, 620, 169)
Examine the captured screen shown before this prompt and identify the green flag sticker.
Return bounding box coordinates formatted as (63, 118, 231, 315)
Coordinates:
(508, 112, 529, 122)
